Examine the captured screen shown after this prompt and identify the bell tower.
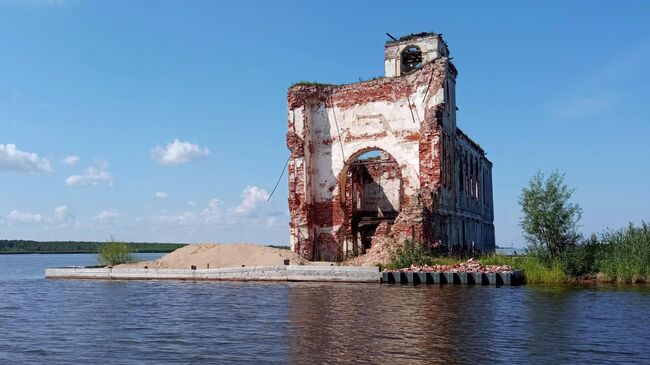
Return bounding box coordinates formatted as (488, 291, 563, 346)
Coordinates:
(384, 32, 450, 77)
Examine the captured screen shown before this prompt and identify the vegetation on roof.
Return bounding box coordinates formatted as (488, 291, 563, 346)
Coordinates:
(456, 128, 485, 154)
(290, 75, 385, 89)
(387, 32, 438, 44)
(290, 80, 337, 87)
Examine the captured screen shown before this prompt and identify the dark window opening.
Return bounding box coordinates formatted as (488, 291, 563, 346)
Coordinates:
(400, 45, 423, 74)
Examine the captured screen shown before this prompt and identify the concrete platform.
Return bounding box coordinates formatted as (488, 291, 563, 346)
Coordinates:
(381, 270, 523, 286)
(45, 265, 381, 283)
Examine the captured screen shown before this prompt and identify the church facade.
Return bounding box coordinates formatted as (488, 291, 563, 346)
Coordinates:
(286, 32, 494, 261)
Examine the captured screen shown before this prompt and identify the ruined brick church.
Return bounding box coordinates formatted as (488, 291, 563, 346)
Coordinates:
(286, 32, 495, 261)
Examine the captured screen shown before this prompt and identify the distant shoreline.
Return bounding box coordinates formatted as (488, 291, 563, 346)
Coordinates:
(0, 250, 176, 255)
(0, 240, 186, 255)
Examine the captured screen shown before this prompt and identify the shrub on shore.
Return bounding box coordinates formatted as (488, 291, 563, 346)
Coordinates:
(485, 222, 650, 284)
(385, 239, 434, 270)
(595, 223, 650, 283)
(384, 223, 650, 284)
(519, 170, 582, 260)
(98, 239, 133, 266)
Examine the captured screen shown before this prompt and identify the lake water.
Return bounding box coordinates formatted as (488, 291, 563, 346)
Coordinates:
(0, 254, 648, 364)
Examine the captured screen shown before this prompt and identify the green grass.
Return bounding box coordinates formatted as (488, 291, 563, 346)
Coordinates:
(480, 254, 568, 284)
(594, 223, 650, 283)
(385, 240, 442, 270)
(290, 80, 336, 87)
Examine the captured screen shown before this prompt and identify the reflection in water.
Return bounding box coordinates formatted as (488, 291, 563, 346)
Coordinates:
(0, 255, 648, 364)
(288, 284, 650, 364)
(288, 284, 499, 364)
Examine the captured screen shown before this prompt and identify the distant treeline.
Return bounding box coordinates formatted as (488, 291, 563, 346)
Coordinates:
(0, 240, 186, 254)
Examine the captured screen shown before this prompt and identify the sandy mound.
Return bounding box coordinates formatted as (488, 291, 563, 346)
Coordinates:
(116, 243, 309, 269)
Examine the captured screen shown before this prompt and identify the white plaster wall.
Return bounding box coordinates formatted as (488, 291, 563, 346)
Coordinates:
(309, 102, 418, 202)
(307, 83, 442, 204)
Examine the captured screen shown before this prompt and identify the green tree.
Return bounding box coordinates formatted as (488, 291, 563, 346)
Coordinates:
(519, 170, 582, 260)
(98, 238, 133, 266)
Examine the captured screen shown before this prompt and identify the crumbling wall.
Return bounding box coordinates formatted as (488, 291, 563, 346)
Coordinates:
(287, 34, 495, 261)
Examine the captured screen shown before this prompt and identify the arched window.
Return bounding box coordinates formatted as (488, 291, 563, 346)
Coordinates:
(400, 45, 423, 74)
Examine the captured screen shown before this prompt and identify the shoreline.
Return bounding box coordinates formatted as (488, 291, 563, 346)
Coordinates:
(0, 251, 175, 255)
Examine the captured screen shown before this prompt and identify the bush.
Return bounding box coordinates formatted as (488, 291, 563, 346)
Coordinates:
(98, 239, 133, 266)
(519, 170, 582, 259)
(559, 234, 599, 278)
(596, 222, 650, 283)
(386, 240, 435, 269)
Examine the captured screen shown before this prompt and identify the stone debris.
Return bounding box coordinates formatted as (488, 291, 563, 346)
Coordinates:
(394, 258, 512, 273)
(344, 225, 395, 266)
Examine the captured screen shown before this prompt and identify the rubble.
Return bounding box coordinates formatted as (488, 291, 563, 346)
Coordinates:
(393, 258, 512, 273)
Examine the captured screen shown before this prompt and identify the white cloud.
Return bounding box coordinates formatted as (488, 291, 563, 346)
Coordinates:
(550, 96, 613, 120)
(60, 155, 80, 166)
(65, 163, 113, 187)
(150, 211, 198, 227)
(155, 191, 168, 199)
(151, 139, 210, 166)
(266, 216, 283, 227)
(201, 198, 223, 223)
(187, 200, 197, 207)
(53, 205, 70, 221)
(5, 210, 43, 223)
(94, 209, 120, 224)
(0, 144, 52, 173)
(233, 186, 269, 216)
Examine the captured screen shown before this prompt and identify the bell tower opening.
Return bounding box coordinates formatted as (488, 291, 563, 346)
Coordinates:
(400, 45, 423, 74)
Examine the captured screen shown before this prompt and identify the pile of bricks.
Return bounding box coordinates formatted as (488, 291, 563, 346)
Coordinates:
(395, 258, 513, 274)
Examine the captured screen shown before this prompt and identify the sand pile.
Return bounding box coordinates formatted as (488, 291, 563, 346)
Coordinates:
(116, 243, 310, 269)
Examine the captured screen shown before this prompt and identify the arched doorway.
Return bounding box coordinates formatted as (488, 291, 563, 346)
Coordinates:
(341, 149, 403, 256)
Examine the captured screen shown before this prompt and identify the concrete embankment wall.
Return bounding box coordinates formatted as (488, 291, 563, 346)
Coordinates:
(45, 265, 381, 283)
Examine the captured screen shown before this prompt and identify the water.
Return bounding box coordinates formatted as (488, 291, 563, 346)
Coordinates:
(0, 254, 648, 364)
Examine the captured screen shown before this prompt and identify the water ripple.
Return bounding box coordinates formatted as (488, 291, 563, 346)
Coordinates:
(0, 255, 648, 364)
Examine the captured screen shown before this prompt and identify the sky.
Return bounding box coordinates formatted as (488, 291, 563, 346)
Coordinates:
(1, 0, 649, 246)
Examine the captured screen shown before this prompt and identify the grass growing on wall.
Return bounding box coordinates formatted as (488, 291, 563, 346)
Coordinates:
(290, 80, 336, 87)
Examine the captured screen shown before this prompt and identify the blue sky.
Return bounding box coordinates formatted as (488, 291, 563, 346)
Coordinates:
(1, 0, 649, 245)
